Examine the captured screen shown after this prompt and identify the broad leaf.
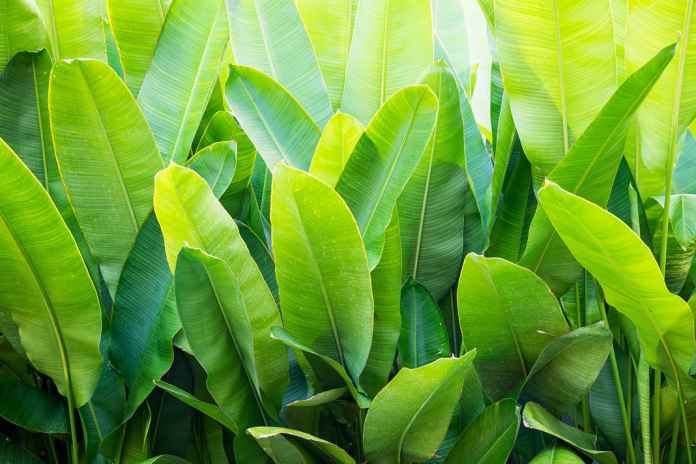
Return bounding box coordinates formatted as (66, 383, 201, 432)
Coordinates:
(398, 62, 469, 301)
(457, 254, 569, 401)
(109, 213, 179, 417)
(228, 0, 332, 126)
(360, 213, 402, 397)
(175, 247, 278, 425)
(342, 0, 433, 124)
(494, 0, 617, 175)
(107, 0, 167, 94)
(50, 58, 164, 297)
(0, 51, 54, 189)
(153, 163, 288, 408)
(538, 182, 696, 386)
(445, 399, 520, 464)
(0, 138, 101, 406)
(271, 164, 373, 381)
(625, 0, 696, 197)
(0, 379, 67, 433)
(0, 0, 47, 73)
(225, 65, 321, 170)
(295, 0, 358, 111)
(137, 0, 228, 162)
(432, 0, 470, 89)
(530, 447, 585, 464)
(186, 140, 237, 198)
(363, 353, 476, 464)
(336, 85, 438, 269)
(308, 112, 364, 187)
(248, 427, 355, 464)
(520, 43, 676, 294)
(36, 0, 107, 62)
(398, 279, 450, 369)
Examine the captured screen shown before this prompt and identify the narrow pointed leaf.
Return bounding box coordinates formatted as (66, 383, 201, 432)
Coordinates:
(155, 379, 238, 433)
(50, 58, 164, 297)
(523, 402, 618, 464)
(248, 427, 355, 464)
(137, 0, 228, 162)
(0, 139, 102, 406)
(271, 164, 373, 381)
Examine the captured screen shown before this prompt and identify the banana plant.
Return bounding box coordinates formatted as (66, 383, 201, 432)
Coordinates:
(1, 0, 696, 463)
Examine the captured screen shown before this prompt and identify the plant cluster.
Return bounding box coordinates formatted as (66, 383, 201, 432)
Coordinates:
(1, 0, 696, 463)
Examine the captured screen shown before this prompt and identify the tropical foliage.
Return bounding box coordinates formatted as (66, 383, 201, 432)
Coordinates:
(0, 0, 696, 463)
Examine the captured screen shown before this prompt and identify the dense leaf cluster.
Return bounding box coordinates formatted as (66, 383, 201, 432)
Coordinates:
(1, 0, 696, 463)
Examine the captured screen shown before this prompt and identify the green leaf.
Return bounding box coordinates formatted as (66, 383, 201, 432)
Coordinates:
(36, 0, 107, 62)
(155, 379, 238, 433)
(494, 0, 617, 175)
(445, 399, 520, 464)
(197, 110, 256, 194)
(175, 247, 278, 425)
(360, 213, 402, 397)
(363, 354, 477, 464)
(0, 51, 54, 189)
(523, 402, 618, 464)
(519, 42, 676, 294)
(456, 254, 569, 401)
(137, 0, 228, 162)
(228, 0, 332, 126)
(50, 58, 164, 297)
(0, 434, 41, 464)
(295, 0, 358, 111)
(398, 62, 469, 300)
(0, 379, 68, 433)
(139, 456, 191, 464)
(271, 164, 373, 381)
(625, 0, 696, 197)
(398, 279, 450, 369)
(186, 141, 237, 198)
(153, 163, 288, 407)
(529, 447, 585, 464)
(342, 0, 433, 124)
(225, 65, 321, 171)
(432, 0, 470, 89)
(248, 427, 356, 464)
(336, 85, 438, 269)
(538, 181, 696, 386)
(0, 0, 48, 73)
(109, 213, 179, 417)
(107, 0, 167, 94)
(308, 112, 364, 187)
(521, 322, 612, 415)
(270, 327, 369, 408)
(0, 139, 102, 406)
